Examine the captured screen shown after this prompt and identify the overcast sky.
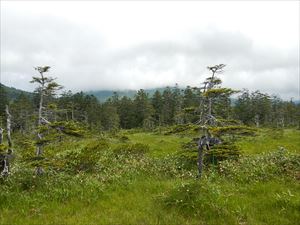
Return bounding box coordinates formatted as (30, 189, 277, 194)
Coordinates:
(1, 1, 299, 100)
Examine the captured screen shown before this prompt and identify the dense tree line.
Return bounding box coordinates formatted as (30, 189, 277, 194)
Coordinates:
(1, 83, 299, 133)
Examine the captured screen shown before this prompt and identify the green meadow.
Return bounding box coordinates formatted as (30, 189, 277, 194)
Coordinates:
(0, 128, 299, 225)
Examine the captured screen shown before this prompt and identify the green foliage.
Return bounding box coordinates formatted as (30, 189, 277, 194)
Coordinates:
(1, 130, 300, 225)
(0, 83, 33, 102)
(118, 134, 130, 142)
(58, 139, 109, 173)
(143, 117, 156, 131)
(133, 89, 154, 127)
(0, 84, 9, 123)
(179, 140, 241, 167)
(164, 124, 199, 135)
(216, 118, 242, 126)
(209, 125, 256, 137)
(0, 167, 103, 205)
(205, 142, 241, 164)
(127, 132, 190, 157)
(35, 138, 52, 146)
(203, 87, 238, 98)
(3, 63, 300, 223)
(236, 128, 300, 154)
(14, 137, 35, 160)
(219, 148, 300, 182)
(0, 143, 7, 153)
(161, 178, 300, 225)
(266, 127, 284, 139)
(162, 181, 231, 219)
(183, 107, 196, 113)
(51, 121, 85, 137)
(113, 143, 150, 157)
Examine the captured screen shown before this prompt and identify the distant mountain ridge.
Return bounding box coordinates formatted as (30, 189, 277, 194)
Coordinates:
(86, 87, 167, 102)
(1, 83, 299, 104)
(0, 83, 168, 102)
(0, 83, 34, 101)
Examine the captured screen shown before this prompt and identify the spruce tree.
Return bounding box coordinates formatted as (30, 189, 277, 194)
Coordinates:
(0, 84, 9, 126)
(30, 66, 62, 175)
(197, 64, 254, 177)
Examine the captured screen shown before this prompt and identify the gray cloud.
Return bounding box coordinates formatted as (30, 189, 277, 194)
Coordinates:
(1, 7, 299, 100)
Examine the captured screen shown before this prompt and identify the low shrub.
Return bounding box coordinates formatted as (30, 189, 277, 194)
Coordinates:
(163, 124, 199, 135)
(265, 128, 284, 140)
(57, 139, 109, 173)
(161, 180, 235, 221)
(113, 143, 149, 157)
(0, 166, 104, 208)
(219, 148, 300, 182)
(204, 142, 241, 164)
(180, 140, 241, 168)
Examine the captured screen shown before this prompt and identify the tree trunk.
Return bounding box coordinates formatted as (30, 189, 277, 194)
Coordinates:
(197, 135, 210, 178)
(197, 144, 204, 178)
(255, 115, 259, 128)
(0, 127, 3, 144)
(0, 127, 5, 175)
(84, 111, 88, 124)
(1, 105, 12, 176)
(38, 89, 43, 126)
(5, 105, 12, 151)
(36, 73, 44, 175)
(71, 108, 74, 120)
(208, 98, 212, 117)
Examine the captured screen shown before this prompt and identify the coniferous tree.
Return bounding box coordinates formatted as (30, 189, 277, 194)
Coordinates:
(234, 90, 253, 125)
(133, 89, 154, 128)
(101, 102, 120, 131)
(57, 90, 75, 121)
(0, 84, 9, 126)
(172, 84, 184, 124)
(250, 91, 271, 127)
(118, 96, 135, 129)
(161, 87, 175, 125)
(197, 64, 248, 178)
(11, 93, 34, 133)
(31, 66, 62, 175)
(151, 90, 163, 126)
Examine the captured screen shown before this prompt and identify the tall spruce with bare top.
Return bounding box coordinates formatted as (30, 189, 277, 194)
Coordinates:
(197, 64, 243, 177)
(31, 66, 62, 175)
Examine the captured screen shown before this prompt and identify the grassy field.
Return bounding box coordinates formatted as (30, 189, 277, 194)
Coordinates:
(236, 129, 300, 154)
(0, 128, 299, 225)
(125, 132, 190, 157)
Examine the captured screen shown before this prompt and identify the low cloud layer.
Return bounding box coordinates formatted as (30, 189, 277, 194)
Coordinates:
(1, 1, 299, 100)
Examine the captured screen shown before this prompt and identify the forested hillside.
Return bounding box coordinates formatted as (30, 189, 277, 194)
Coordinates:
(0, 83, 33, 101)
(1, 82, 299, 131)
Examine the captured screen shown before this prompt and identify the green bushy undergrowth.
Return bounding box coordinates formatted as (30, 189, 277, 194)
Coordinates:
(0, 167, 104, 209)
(219, 147, 300, 182)
(160, 147, 300, 225)
(204, 142, 241, 163)
(56, 139, 109, 173)
(179, 139, 242, 171)
(163, 124, 200, 136)
(161, 177, 300, 225)
(1, 129, 300, 225)
(113, 143, 149, 156)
